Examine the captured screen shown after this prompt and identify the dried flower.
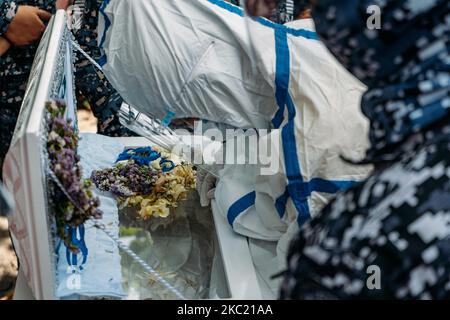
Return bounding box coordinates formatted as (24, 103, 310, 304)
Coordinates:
(91, 147, 196, 221)
(46, 101, 103, 250)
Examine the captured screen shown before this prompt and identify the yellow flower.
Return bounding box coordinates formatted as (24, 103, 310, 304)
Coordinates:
(129, 195, 143, 205)
(141, 198, 151, 207)
(155, 206, 170, 218)
(168, 184, 186, 200)
(139, 205, 154, 218)
(150, 160, 161, 170)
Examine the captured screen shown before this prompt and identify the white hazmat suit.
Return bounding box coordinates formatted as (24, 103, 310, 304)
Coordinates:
(98, 0, 372, 297)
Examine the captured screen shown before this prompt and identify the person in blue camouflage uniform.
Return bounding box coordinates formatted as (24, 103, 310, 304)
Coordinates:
(270, 0, 295, 23)
(0, 0, 132, 178)
(242, 0, 310, 23)
(70, 0, 134, 137)
(280, 0, 450, 299)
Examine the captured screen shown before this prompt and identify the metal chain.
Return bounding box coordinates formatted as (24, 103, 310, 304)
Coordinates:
(47, 168, 187, 300)
(71, 37, 179, 138)
(91, 221, 186, 300)
(70, 37, 104, 72)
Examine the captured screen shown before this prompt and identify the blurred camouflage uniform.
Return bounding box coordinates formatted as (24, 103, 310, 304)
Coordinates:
(228, 0, 309, 24)
(270, 0, 294, 23)
(281, 0, 450, 300)
(0, 0, 132, 177)
(71, 0, 134, 137)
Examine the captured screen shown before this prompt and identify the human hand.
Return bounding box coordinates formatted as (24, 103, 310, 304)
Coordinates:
(4, 5, 52, 47)
(0, 37, 11, 56)
(245, 0, 277, 18)
(56, 0, 72, 10)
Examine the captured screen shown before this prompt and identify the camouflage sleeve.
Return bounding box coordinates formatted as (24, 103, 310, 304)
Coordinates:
(73, 0, 126, 134)
(0, 0, 18, 36)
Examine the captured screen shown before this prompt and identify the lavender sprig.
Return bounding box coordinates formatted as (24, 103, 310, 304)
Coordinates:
(46, 101, 102, 251)
(91, 161, 159, 197)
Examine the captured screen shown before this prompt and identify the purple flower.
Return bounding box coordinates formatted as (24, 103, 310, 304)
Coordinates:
(46, 101, 103, 251)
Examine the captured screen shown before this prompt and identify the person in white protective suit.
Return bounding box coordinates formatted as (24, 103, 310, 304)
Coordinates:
(97, 0, 372, 297)
(209, 12, 373, 297)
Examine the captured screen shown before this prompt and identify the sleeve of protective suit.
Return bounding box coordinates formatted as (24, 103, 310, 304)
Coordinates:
(214, 18, 372, 268)
(97, 0, 278, 129)
(0, 0, 17, 36)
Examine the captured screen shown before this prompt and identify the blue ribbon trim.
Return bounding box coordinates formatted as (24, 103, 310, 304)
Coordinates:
(274, 29, 307, 218)
(160, 159, 176, 173)
(272, 28, 291, 128)
(227, 26, 360, 228)
(275, 189, 289, 217)
(161, 110, 176, 127)
(273, 30, 360, 226)
(98, 0, 112, 67)
(206, 0, 319, 39)
(116, 147, 177, 173)
(65, 225, 88, 270)
(116, 147, 161, 166)
(227, 191, 256, 226)
(308, 178, 359, 194)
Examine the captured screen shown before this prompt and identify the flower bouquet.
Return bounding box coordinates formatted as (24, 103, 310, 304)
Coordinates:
(46, 101, 102, 252)
(91, 146, 196, 223)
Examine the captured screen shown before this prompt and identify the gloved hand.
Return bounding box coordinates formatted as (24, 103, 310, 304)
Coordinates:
(197, 164, 223, 207)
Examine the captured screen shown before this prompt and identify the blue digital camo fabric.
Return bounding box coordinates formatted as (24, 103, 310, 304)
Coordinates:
(270, 0, 295, 24)
(0, 0, 17, 35)
(281, 0, 450, 299)
(229, 0, 310, 24)
(0, 0, 133, 177)
(271, 0, 310, 23)
(71, 0, 135, 136)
